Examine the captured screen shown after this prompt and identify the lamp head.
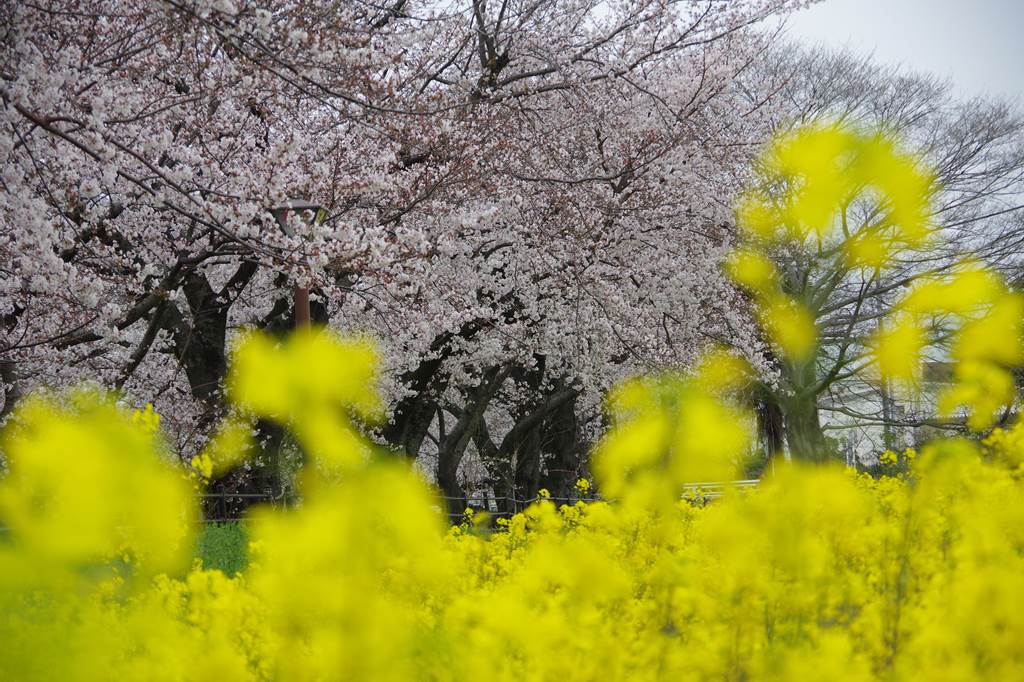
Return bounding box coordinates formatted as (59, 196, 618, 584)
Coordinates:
(272, 199, 326, 237)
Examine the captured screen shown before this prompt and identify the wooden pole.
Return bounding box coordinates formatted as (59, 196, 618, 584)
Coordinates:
(294, 286, 311, 327)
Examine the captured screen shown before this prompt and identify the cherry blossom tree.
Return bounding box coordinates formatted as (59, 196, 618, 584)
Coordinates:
(1, 0, 810, 503)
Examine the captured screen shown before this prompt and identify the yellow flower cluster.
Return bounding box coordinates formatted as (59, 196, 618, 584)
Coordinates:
(729, 124, 935, 362)
(2, 331, 1023, 680)
(130, 402, 161, 434)
(983, 421, 1024, 477)
(875, 262, 1024, 428)
(1, 391, 196, 583)
(878, 447, 916, 467)
(593, 353, 753, 511)
(737, 124, 933, 255)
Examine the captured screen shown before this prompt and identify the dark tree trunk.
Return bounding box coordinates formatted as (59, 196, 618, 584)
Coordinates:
(0, 358, 21, 422)
(473, 419, 513, 514)
(498, 382, 578, 505)
(436, 365, 509, 518)
(537, 383, 584, 499)
(178, 270, 230, 407)
(759, 400, 785, 456)
(782, 396, 831, 463)
(512, 424, 542, 504)
(157, 263, 258, 408)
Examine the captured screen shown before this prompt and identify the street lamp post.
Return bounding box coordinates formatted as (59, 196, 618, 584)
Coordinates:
(271, 199, 327, 329)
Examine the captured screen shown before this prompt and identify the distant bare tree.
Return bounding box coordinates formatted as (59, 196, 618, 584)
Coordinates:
(735, 46, 1024, 462)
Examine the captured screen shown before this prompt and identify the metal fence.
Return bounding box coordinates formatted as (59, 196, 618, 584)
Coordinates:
(0, 480, 762, 531)
(437, 479, 760, 522)
(200, 490, 294, 524)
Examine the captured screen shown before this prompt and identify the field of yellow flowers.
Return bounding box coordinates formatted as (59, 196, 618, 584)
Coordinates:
(3, 125, 1024, 680)
(2, 328, 1023, 681)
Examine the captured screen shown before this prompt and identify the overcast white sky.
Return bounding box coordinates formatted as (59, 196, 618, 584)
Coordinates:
(780, 0, 1023, 102)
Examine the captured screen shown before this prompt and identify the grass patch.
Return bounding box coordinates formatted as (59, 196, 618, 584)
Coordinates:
(194, 522, 248, 576)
